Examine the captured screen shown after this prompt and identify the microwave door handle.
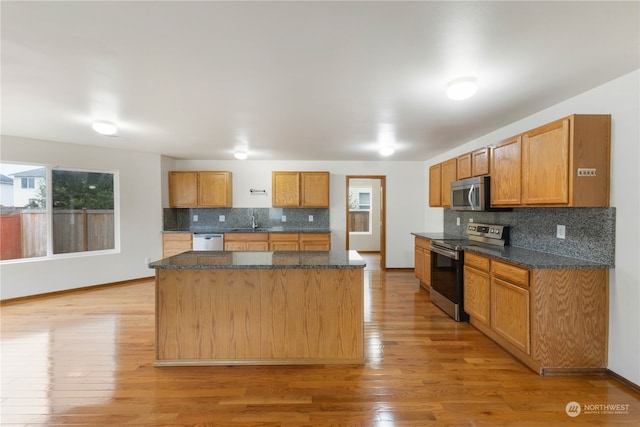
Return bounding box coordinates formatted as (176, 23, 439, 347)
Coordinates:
(468, 184, 476, 210)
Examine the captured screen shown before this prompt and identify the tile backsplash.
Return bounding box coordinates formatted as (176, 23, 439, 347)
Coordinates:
(164, 207, 330, 231)
(444, 207, 615, 265)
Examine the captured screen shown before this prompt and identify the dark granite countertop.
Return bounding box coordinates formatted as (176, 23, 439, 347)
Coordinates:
(411, 232, 610, 269)
(149, 250, 366, 269)
(163, 227, 331, 234)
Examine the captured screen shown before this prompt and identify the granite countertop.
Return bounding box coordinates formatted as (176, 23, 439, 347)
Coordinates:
(411, 232, 610, 269)
(148, 250, 366, 270)
(163, 227, 331, 234)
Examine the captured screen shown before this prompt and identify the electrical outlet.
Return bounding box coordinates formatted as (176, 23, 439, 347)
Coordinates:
(309, 215, 314, 222)
(469, 218, 474, 223)
(282, 215, 287, 222)
(456, 217, 461, 226)
(219, 215, 225, 222)
(557, 224, 566, 239)
(193, 215, 198, 222)
(144, 257, 150, 265)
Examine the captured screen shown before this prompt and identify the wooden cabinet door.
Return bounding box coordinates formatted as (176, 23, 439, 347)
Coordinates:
(423, 250, 431, 287)
(198, 171, 232, 207)
(414, 246, 425, 282)
(246, 242, 269, 251)
(428, 164, 442, 207)
(301, 172, 329, 207)
(457, 154, 472, 180)
(162, 233, 192, 258)
(490, 136, 522, 206)
(522, 118, 570, 205)
(471, 147, 490, 176)
(491, 277, 530, 354)
(224, 241, 247, 251)
(464, 265, 490, 325)
(272, 172, 300, 207)
(440, 158, 457, 207)
(169, 172, 198, 207)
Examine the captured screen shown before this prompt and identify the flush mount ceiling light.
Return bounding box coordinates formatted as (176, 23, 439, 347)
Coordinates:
(92, 120, 118, 136)
(446, 77, 478, 100)
(234, 150, 248, 160)
(379, 145, 395, 156)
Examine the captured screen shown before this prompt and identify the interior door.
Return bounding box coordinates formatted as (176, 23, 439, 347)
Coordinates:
(346, 176, 386, 270)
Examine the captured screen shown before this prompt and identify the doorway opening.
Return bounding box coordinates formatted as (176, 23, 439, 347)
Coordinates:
(346, 176, 386, 270)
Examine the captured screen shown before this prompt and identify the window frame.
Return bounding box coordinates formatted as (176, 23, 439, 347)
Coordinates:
(0, 163, 120, 264)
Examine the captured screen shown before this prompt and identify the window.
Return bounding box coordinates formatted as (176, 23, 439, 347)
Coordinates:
(348, 187, 372, 233)
(21, 177, 35, 189)
(0, 163, 117, 261)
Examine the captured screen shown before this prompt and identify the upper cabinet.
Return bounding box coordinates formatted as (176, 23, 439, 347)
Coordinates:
(457, 147, 490, 180)
(490, 136, 522, 206)
(429, 159, 457, 207)
(169, 171, 232, 208)
(491, 115, 611, 208)
(272, 171, 330, 208)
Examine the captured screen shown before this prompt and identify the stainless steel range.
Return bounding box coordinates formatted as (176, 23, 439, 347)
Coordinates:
(429, 223, 509, 321)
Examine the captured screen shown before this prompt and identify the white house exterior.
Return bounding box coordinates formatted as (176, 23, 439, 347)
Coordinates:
(11, 168, 45, 208)
(0, 174, 14, 207)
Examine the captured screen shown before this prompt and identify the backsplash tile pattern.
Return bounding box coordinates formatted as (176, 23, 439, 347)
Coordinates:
(444, 208, 615, 265)
(164, 208, 330, 232)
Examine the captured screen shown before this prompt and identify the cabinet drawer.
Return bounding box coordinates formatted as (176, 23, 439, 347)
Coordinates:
(269, 233, 299, 241)
(300, 233, 330, 242)
(224, 233, 269, 242)
(465, 252, 489, 272)
(415, 237, 431, 251)
(491, 260, 529, 288)
(163, 233, 192, 242)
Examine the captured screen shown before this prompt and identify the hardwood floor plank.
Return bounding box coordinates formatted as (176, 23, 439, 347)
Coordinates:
(1, 256, 639, 425)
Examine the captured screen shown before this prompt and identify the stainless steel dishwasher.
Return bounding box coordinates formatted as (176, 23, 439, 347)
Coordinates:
(192, 233, 224, 250)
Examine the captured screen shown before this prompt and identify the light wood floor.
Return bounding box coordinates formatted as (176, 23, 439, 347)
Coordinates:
(2, 263, 639, 426)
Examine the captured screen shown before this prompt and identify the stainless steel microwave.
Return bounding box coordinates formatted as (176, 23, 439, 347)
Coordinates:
(450, 176, 492, 211)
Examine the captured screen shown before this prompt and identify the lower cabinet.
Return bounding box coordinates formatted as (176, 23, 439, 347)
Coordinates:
(224, 233, 269, 251)
(162, 233, 192, 258)
(225, 232, 331, 252)
(414, 237, 431, 289)
(463, 253, 490, 325)
(463, 251, 607, 375)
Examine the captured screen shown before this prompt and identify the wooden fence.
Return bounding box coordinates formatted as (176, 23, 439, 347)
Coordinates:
(0, 209, 114, 260)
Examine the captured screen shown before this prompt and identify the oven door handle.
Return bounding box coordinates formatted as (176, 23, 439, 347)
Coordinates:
(430, 244, 460, 260)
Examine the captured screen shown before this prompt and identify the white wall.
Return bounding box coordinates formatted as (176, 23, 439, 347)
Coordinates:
(423, 70, 640, 386)
(166, 160, 425, 268)
(0, 135, 164, 300)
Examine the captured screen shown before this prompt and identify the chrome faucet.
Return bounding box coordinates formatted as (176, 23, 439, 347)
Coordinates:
(251, 212, 257, 229)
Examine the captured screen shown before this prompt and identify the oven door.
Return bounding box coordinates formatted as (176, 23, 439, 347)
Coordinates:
(429, 244, 468, 321)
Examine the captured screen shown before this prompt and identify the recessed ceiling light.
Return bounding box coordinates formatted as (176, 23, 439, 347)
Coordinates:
(446, 77, 478, 100)
(92, 120, 118, 136)
(234, 150, 248, 160)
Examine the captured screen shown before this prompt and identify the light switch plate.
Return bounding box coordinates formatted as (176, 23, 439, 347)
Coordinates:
(219, 215, 225, 222)
(309, 215, 314, 222)
(282, 215, 287, 222)
(193, 215, 198, 222)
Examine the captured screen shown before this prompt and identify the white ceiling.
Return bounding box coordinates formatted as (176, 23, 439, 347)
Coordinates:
(2, 1, 638, 161)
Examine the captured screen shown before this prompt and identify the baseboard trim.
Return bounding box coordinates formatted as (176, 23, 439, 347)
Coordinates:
(0, 276, 155, 305)
(607, 369, 640, 394)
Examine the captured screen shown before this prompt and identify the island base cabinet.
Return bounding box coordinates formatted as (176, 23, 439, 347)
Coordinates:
(155, 268, 364, 365)
(261, 269, 364, 361)
(156, 269, 262, 361)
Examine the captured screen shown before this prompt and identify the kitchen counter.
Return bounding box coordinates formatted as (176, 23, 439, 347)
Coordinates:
(151, 249, 365, 366)
(149, 250, 365, 270)
(411, 232, 611, 269)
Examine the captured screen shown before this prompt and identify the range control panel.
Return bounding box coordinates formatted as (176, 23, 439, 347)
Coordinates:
(466, 223, 509, 241)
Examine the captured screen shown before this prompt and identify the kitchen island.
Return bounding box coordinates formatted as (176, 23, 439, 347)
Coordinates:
(148, 250, 366, 366)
